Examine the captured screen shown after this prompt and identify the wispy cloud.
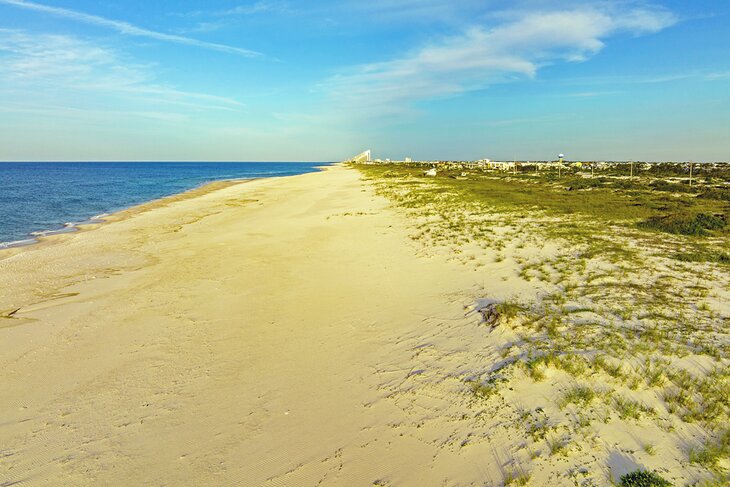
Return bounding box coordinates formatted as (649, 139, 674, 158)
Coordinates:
(221, 1, 292, 16)
(340, 0, 484, 23)
(0, 0, 263, 57)
(484, 114, 569, 127)
(175, 1, 295, 33)
(566, 90, 623, 97)
(0, 29, 243, 116)
(0, 102, 190, 122)
(707, 71, 730, 81)
(558, 73, 704, 86)
(323, 3, 677, 114)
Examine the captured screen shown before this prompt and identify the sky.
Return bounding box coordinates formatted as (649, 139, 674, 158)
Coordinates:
(0, 0, 728, 162)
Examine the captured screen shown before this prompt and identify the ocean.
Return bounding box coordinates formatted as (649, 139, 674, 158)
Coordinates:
(0, 161, 327, 247)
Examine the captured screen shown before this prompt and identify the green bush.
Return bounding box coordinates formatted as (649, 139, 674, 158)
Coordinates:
(649, 180, 696, 193)
(697, 188, 730, 201)
(674, 251, 730, 264)
(619, 469, 671, 486)
(638, 213, 726, 236)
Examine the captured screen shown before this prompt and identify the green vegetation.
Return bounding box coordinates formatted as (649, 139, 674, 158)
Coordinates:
(494, 301, 524, 322)
(618, 470, 672, 487)
(547, 436, 568, 456)
(638, 213, 726, 236)
(504, 467, 531, 486)
(467, 378, 499, 400)
(674, 250, 730, 265)
(355, 163, 729, 240)
(614, 396, 654, 420)
(353, 162, 730, 484)
(689, 430, 730, 470)
(560, 385, 596, 407)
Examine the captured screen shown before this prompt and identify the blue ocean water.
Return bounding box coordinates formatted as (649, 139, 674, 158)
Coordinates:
(0, 162, 326, 247)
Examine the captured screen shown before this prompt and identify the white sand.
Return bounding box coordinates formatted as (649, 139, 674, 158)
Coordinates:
(1, 166, 511, 485)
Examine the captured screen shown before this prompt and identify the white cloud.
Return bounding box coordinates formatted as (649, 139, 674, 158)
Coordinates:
(0, 29, 243, 114)
(0, 0, 263, 57)
(707, 72, 730, 81)
(565, 91, 623, 97)
(323, 4, 677, 114)
(341, 0, 484, 23)
(175, 2, 296, 34)
(222, 2, 290, 16)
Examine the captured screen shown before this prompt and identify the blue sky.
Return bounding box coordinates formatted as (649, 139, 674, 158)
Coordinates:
(0, 0, 728, 161)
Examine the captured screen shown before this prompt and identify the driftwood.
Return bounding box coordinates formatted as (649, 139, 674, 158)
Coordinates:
(479, 303, 502, 326)
(3, 308, 21, 318)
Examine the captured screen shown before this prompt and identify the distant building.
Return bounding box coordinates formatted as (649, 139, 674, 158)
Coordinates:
(348, 150, 372, 164)
(485, 161, 515, 171)
(404, 157, 412, 163)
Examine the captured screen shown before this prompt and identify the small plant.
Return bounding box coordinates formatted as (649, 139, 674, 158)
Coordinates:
(689, 430, 730, 470)
(646, 367, 666, 387)
(615, 396, 654, 420)
(468, 379, 498, 400)
(504, 466, 531, 486)
(560, 385, 596, 407)
(552, 353, 589, 377)
(618, 469, 671, 486)
(593, 355, 626, 380)
(521, 407, 552, 442)
(546, 436, 567, 456)
(524, 357, 547, 382)
(495, 301, 524, 321)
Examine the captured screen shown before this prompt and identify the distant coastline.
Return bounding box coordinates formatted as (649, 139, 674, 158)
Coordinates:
(0, 161, 328, 249)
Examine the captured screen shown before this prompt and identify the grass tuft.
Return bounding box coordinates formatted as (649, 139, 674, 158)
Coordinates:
(560, 385, 596, 408)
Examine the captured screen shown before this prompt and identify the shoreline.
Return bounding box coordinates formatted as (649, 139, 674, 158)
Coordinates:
(1, 163, 487, 485)
(2, 162, 725, 485)
(0, 179, 252, 257)
(0, 164, 331, 256)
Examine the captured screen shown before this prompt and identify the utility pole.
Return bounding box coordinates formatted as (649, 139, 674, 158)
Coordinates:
(689, 162, 694, 187)
(591, 164, 594, 178)
(630, 161, 634, 180)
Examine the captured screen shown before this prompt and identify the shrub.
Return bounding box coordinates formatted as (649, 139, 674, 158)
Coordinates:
(697, 188, 730, 201)
(649, 180, 695, 193)
(638, 213, 726, 236)
(674, 251, 730, 264)
(619, 469, 671, 487)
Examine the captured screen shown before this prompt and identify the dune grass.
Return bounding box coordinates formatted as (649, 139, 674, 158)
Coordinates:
(354, 162, 730, 484)
(355, 163, 729, 238)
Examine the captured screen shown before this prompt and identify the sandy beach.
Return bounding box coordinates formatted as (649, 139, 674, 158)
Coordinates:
(1, 165, 499, 486)
(2, 163, 728, 486)
(3, 1, 727, 484)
